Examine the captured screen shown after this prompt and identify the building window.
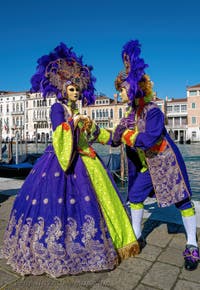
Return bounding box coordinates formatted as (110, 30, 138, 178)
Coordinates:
(181, 105, 187, 112)
(192, 117, 196, 124)
(174, 117, 180, 126)
(167, 117, 173, 126)
(182, 117, 187, 125)
(92, 110, 95, 119)
(192, 131, 197, 138)
(110, 109, 113, 119)
(192, 102, 196, 109)
(119, 108, 122, 118)
(174, 105, 180, 112)
(167, 106, 172, 113)
(189, 90, 197, 96)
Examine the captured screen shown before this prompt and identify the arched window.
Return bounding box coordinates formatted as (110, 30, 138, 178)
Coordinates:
(119, 108, 122, 118)
(92, 110, 95, 119)
(110, 109, 113, 119)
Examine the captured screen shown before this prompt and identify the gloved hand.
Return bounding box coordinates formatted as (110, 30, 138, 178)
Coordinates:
(112, 124, 127, 147)
(119, 110, 135, 129)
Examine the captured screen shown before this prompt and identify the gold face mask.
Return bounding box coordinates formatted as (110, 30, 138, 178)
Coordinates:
(119, 87, 129, 103)
(65, 85, 80, 102)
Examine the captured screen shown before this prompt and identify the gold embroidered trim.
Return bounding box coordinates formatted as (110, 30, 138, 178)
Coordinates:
(117, 242, 140, 260)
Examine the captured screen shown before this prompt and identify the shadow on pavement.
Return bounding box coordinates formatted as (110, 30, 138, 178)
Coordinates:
(0, 189, 18, 205)
(142, 217, 186, 240)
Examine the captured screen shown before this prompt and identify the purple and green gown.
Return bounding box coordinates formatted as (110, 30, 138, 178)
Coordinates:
(0, 102, 139, 277)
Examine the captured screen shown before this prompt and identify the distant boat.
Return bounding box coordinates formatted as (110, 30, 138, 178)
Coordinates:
(0, 153, 41, 179)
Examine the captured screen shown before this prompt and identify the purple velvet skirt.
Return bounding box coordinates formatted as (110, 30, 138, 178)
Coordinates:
(1, 145, 118, 277)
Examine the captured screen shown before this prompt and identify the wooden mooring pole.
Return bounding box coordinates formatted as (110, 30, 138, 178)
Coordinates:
(120, 144, 125, 185)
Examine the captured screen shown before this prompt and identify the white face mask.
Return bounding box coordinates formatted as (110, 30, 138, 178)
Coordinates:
(119, 87, 129, 103)
(66, 85, 80, 102)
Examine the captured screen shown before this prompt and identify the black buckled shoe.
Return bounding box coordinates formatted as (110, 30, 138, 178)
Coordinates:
(183, 244, 200, 271)
(138, 235, 146, 252)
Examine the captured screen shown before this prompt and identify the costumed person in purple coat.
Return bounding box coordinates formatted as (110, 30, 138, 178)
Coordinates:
(0, 43, 139, 277)
(112, 39, 199, 271)
(84, 39, 199, 271)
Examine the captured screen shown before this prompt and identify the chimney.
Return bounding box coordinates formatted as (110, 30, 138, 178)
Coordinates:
(113, 93, 118, 104)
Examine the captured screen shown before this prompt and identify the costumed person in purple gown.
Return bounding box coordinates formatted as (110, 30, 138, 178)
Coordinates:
(112, 39, 199, 271)
(0, 43, 139, 277)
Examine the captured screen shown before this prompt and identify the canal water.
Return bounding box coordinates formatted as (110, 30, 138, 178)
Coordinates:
(2, 142, 200, 200)
(93, 143, 200, 200)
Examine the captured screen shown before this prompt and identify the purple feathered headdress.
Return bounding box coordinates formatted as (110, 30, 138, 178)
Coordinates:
(30, 42, 96, 105)
(116, 40, 148, 101)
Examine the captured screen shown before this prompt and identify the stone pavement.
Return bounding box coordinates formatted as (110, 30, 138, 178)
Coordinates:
(0, 178, 200, 290)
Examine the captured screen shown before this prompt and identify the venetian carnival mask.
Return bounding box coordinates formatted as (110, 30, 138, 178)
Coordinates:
(119, 87, 129, 103)
(65, 85, 80, 101)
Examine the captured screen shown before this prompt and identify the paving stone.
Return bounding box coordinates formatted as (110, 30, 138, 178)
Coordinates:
(0, 197, 14, 222)
(137, 244, 162, 262)
(141, 261, 180, 290)
(90, 284, 115, 290)
(60, 271, 108, 288)
(118, 257, 152, 276)
(168, 232, 187, 249)
(145, 224, 173, 248)
(0, 269, 19, 288)
(54, 284, 87, 290)
(135, 284, 159, 290)
(157, 246, 184, 267)
(0, 259, 18, 275)
(4, 275, 66, 290)
(95, 268, 141, 290)
(180, 265, 200, 283)
(174, 279, 200, 290)
(0, 221, 8, 248)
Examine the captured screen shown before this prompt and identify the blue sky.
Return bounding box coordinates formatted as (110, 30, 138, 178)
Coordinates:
(0, 0, 200, 100)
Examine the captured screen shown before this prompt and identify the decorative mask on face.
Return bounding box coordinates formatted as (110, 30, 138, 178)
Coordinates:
(64, 85, 80, 102)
